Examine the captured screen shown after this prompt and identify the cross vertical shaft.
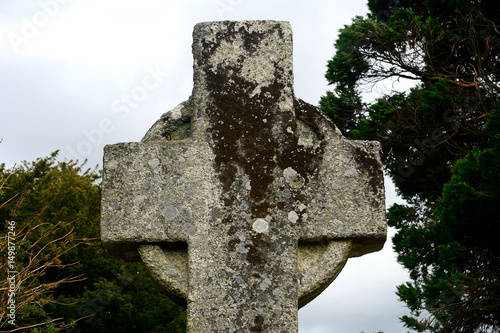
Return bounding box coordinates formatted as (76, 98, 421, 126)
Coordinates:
(188, 21, 300, 332)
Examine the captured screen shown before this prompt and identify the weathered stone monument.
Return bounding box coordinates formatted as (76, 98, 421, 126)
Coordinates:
(101, 21, 386, 332)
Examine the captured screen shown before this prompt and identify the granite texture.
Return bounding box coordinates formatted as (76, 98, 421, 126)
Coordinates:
(101, 20, 386, 333)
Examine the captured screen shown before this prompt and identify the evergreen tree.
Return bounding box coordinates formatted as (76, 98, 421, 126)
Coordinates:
(0, 153, 186, 332)
(321, 0, 500, 331)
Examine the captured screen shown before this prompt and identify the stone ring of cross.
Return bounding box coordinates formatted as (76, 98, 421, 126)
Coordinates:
(101, 21, 386, 332)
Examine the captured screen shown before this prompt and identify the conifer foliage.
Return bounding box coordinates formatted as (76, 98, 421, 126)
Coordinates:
(0, 153, 186, 332)
(321, 0, 500, 331)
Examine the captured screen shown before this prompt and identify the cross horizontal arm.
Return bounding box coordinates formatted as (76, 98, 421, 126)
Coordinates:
(297, 138, 387, 257)
(101, 141, 217, 261)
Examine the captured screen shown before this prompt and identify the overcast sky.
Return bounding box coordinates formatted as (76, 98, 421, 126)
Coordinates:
(0, 1, 413, 332)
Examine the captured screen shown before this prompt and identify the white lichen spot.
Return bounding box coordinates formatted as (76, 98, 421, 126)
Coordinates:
(241, 55, 275, 87)
(107, 159, 118, 170)
(288, 210, 299, 224)
(169, 103, 183, 120)
(134, 195, 147, 205)
(250, 84, 262, 97)
(210, 38, 244, 71)
(283, 167, 297, 182)
(148, 158, 160, 168)
(298, 136, 314, 148)
(259, 278, 272, 290)
(272, 288, 283, 296)
(245, 180, 252, 191)
(344, 167, 357, 177)
(236, 243, 247, 254)
(163, 205, 179, 221)
(235, 275, 244, 285)
(133, 162, 142, 171)
(278, 93, 294, 112)
(252, 218, 269, 233)
(282, 167, 305, 188)
(286, 126, 293, 134)
(298, 203, 307, 211)
(187, 226, 197, 236)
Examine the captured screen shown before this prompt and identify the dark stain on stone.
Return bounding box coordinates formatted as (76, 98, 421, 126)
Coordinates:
(201, 29, 325, 218)
(245, 245, 267, 265)
(246, 233, 269, 265)
(354, 147, 384, 202)
(205, 63, 280, 209)
(228, 225, 237, 236)
(251, 201, 270, 218)
(222, 216, 233, 224)
(250, 315, 264, 332)
(242, 31, 266, 55)
(161, 116, 191, 140)
(246, 243, 266, 265)
(228, 238, 240, 252)
(198, 24, 331, 289)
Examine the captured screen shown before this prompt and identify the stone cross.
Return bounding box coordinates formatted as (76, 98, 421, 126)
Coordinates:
(101, 21, 386, 332)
